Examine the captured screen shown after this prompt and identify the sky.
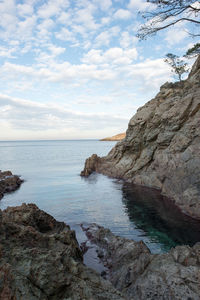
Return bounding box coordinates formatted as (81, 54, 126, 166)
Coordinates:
(0, 0, 199, 140)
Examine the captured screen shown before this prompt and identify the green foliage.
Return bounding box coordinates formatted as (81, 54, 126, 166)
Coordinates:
(185, 43, 200, 58)
(164, 53, 189, 81)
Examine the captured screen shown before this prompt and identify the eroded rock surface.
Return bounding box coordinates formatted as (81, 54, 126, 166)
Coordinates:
(81, 56, 200, 218)
(0, 170, 23, 199)
(82, 223, 200, 300)
(0, 203, 125, 300)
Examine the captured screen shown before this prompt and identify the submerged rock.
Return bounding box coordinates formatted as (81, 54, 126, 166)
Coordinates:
(0, 170, 23, 199)
(81, 55, 200, 219)
(0, 203, 125, 300)
(82, 223, 200, 300)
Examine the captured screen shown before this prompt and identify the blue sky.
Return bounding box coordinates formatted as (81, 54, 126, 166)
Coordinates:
(0, 0, 199, 140)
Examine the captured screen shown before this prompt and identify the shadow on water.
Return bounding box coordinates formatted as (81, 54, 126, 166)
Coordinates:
(122, 182, 200, 252)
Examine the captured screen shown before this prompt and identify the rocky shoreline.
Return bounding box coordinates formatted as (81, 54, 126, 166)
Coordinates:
(0, 203, 124, 300)
(0, 170, 23, 199)
(1, 203, 200, 300)
(81, 223, 200, 300)
(81, 56, 200, 219)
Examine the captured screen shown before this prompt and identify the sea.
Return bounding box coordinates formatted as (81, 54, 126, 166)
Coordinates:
(0, 139, 200, 254)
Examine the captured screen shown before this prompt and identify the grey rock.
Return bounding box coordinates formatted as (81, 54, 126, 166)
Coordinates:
(0, 170, 23, 199)
(81, 55, 200, 219)
(0, 204, 125, 300)
(82, 223, 200, 300)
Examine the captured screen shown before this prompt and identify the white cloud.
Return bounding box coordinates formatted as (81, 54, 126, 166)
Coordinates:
(37, 0, 69, 19)
(75, 8, 99, 31)
(0, 46, 16, 58)
(95, 26, 120, 47)
(165, 27, 188, 46)
(98, 0, 112, 11)
(55, 28, 78, 44)
(17, 3, 34, 16)
(95, 31, 111, 47)
(128, 0, 153, 11)
(120, 31, 138, 48)
(126, 58, 171, 90)
(114, 9, 131, 20)
(82, 47, 137, 65)
(0, 93, 128, 139)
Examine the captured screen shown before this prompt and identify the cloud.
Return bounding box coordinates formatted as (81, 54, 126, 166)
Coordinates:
(0, 93, 129, 139)
(55, 28, 78, 44)
(75, 8, 99, 31)
(165, 27, 188, 46)
(17, 3, 34, 16)
(98, 0, 112, 11)
(95, 26, 120, 47)
(128, 0, 153, 11)
(114, 9, 131, 20)
(37, 0, 69, 19)
(82, 47, 138, 65)
(126, 58, 172, 90)
(119, 31, 138, 48)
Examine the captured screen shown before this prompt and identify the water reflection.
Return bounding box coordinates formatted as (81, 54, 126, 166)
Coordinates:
(122, 182, 200, 252)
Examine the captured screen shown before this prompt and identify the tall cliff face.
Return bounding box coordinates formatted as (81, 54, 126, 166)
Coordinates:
(81, 56, 200, 219)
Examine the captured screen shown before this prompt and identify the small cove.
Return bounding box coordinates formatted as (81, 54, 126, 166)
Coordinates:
(0, 139, 200, 254)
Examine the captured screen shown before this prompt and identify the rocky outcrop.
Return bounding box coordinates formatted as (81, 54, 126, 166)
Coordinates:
(100, 133, 126, 141)
(81, 56, 200, 219)
(80, 154, 101, 177)
(82, 223, 200, 300)
(0, 170, 23, 199)
(0, 203, 124, 300)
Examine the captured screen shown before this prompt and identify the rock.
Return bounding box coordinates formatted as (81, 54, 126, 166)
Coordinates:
(0, 170, 23, 199)
(80, 154, 101, 177)
(81, 55, 200, 219)
(100, 133, 126, 141)
(82, 223, 200, 300)
(0, 203, 125, 300)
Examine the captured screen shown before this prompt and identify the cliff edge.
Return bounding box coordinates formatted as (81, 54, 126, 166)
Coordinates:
(81, 56, 200, 219)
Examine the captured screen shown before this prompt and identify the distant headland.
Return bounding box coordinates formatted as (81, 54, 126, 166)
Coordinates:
(100, 132, 126, 141)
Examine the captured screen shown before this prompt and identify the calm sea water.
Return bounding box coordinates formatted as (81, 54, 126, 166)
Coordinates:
(0, 140, 200, 253)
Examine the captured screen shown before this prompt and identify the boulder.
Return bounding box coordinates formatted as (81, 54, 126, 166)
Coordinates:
(0, 170, 23, 199)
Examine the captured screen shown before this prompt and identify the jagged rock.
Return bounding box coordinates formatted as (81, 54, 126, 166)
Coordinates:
(0, 170, 23, 199)
(81, 55, 200, 219)
(80, 154, 101, 177)
(82, 223, 200, 300)
(0, 203, 125, 300)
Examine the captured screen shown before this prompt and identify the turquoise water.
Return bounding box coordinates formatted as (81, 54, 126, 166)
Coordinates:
(0, 140, 200, 253)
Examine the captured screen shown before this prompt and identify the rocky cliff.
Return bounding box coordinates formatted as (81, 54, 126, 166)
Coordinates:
(0, 170, 23, 199)
(81, 55, 200, 219)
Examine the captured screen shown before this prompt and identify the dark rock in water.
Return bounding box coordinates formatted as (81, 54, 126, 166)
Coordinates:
(0, 203, 125, 300)
(0, 170, 23, 199)
(81, 55, 200, 219)
(82, 223, 200, 300)
(80, 154, 101, 177)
